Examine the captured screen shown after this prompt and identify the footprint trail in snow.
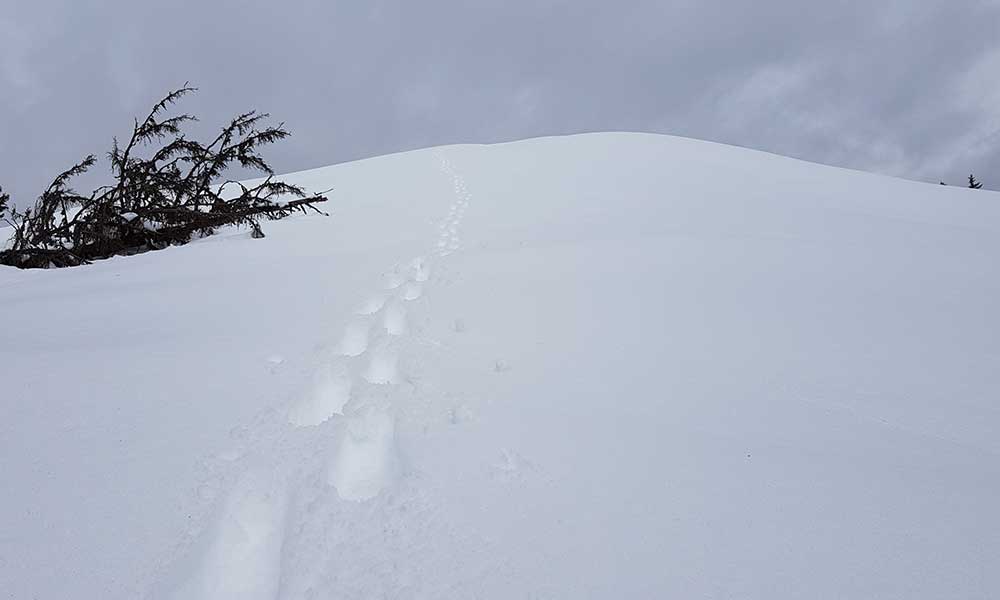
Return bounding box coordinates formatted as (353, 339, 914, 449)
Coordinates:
(161, 151, 478, 598)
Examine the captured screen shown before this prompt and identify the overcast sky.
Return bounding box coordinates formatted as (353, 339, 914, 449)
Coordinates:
(3, 0, 999, 204)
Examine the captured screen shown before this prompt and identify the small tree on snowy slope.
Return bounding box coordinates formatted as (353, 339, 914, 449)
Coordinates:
(968, 174, 984, 189)
(0, 86, 328, 269)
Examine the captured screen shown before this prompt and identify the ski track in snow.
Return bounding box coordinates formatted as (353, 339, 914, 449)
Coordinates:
(153, 152, 480, 598)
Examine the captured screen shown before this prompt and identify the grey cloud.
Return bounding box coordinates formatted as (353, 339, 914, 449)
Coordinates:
(2, 0, 999, 206)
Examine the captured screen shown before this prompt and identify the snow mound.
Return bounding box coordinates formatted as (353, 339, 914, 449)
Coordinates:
(1, 132, 999, 599)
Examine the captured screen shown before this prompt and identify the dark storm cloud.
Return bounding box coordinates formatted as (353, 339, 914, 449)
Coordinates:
(2, 0, 999, 204)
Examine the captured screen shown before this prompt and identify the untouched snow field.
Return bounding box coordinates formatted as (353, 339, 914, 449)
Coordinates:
(1, 133, 999, 599)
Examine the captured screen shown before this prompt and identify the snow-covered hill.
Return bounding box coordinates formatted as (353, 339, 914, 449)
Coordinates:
(2, 133, 998, 599)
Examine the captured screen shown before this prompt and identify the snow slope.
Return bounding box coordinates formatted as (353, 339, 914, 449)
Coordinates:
(1, 132, 998, 599)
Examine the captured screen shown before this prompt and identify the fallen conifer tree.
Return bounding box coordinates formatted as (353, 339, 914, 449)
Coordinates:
(0, 86, 328, 269)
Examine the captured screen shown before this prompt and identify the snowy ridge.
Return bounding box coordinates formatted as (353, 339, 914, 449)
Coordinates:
(1, 133, 999, 599)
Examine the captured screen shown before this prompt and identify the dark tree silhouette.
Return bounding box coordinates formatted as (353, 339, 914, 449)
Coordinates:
(0, 86, 328, 269)
(968, 174, 983, 189)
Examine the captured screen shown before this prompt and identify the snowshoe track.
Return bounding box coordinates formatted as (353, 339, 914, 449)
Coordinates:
(155, 151, 481, 599)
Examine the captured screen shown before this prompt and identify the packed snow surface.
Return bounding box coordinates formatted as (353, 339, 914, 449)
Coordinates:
(1, 133, 998, 599)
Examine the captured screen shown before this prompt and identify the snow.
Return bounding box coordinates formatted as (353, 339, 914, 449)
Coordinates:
(1, 132, 999, 599)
